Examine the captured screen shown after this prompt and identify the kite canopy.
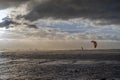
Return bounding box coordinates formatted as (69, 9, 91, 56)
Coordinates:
(91, 40, 97, 48)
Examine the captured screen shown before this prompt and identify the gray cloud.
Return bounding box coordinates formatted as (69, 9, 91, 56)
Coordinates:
(0, 17, 20, 28)
(0, 17, 38, 29)
(22, 0, 120, 25)
(0, 0, 119, 41)
(0, 0, 30, 10)
(0, 0, 120, 25)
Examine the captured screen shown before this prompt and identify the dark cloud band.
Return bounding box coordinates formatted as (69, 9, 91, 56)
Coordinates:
(22, 0, 120, 25)
(0, 17, 38, 29)
(0, 0, 30, 9)
(0, 0, 120, 25)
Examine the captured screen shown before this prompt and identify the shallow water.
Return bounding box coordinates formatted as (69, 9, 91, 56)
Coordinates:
(0, 50, 120, 80)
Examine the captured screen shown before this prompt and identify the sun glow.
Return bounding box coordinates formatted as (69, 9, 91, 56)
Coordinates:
(0, 9, 8, 22)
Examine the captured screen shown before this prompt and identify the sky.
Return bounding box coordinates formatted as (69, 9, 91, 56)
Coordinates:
(0, 0, 120, 50)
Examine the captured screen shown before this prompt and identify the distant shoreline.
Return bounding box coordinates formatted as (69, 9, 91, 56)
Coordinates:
(1, 49, 120, 53)
(0, 49, 120, 61)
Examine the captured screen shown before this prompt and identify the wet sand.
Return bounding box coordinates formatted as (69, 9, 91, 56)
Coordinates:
(0, 50, 120, 80)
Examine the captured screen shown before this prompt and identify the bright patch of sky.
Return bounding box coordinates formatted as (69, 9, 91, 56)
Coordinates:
(0, 9, 8, 22)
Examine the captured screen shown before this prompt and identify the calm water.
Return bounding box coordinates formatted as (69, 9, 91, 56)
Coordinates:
(0, 50, 120, 80)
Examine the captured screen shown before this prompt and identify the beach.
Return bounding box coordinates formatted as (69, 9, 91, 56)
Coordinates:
(0, 50, 120, 80)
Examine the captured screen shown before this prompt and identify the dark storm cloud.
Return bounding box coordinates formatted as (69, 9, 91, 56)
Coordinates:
(0, 0, 120, 25)
(0, 17, 38, 29)
(23, 0, 120, 25)
(0, 17, 20, 28)
(23, 23, 38, 29)
(0, 0, 30, 10)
